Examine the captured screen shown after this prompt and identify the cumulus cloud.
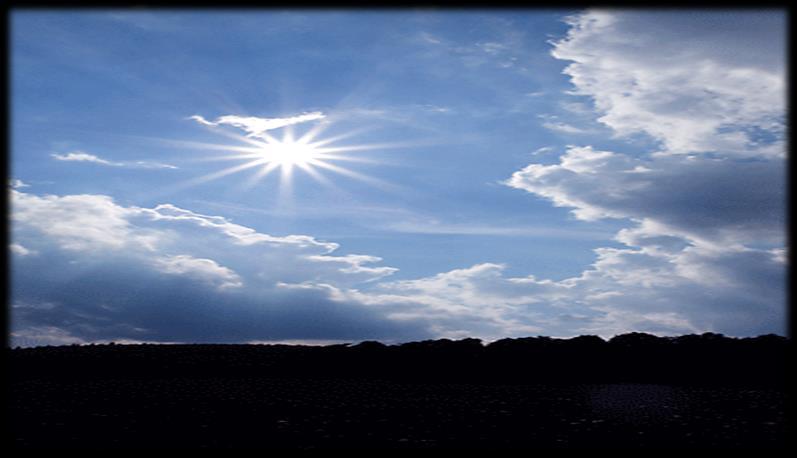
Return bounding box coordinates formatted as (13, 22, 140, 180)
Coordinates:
(152, 255, 243, 290)
(551, 10, 785, 157)
(9, 11, 786, 345)
(52, 151, 177, 169)
(189, 112, 326, 139)
(257, 12, 784, 341)
(301, 227, 784, 339)
(276, 264, 552, 339)
(505, 146, 785, 249)
(10, 181, 786, 344)
(10, 188, 425, 346)
(489, 10, 786, 337)
(11, 190, 159, 252)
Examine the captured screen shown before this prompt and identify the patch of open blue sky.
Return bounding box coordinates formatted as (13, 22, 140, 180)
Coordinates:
(12, 11, 629, 281)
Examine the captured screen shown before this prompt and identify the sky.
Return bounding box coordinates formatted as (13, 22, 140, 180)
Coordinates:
(9, 9, 787, 346)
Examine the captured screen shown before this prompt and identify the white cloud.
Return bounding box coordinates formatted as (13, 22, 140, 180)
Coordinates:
(142, 203, 340, 252)
(325, 226, 783, 338)
(188, 114, 216, 126)
(52, 151, 177, 169)
(10, 243, 35, 256)
(10, 188, 420, 345)
(531, 146, 555, 155)
(9, 11, 786, 344)
(11, 326, 86, 347)
(482, 10, 786, 337)
(52, 152, 113, 165)
(190, 112, 326, 139)
(477, 41, 509, 55)
(153, 255, 243, 290)
(505, 144, 784, 251)
(769, 248, 787, 264)
(381, 219, 611, 240)
(541, 121, 596, 135)
(130, 161, 178, 169)
(502, 142, 784, 336)
(10, 189, 383, 286)
(413, 104, 452, 114)
(10, 173, 785, 345)
(305, 254, 398, 281)
(410, 20, 533, 75)
(417, 31, 442, 45)
(283, 263, 563, 339)
(10, 179, 30, 188)
(10, 190, 159, 252)
(560, 101, 591, 114)
(551, 10, 785, 157)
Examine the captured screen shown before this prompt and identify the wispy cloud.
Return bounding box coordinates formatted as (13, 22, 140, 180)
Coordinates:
(531, 146, 555, 155)
(381, 220, 612, 240)
(417, 31, 442, 45)
(476, 41, 509, 55)
(9, 179, 30, 188)
(189, 112, 326, 139)
(541, 121, 597, 135)
(560, 101, 592, 114)
(413, 104, 453, 114)
(51, 152, 178, 169)
(52, 152, 113, 165)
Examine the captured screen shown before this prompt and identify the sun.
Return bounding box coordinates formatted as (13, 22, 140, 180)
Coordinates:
(166, 119, 403, 200)
(259, 139, 319, 167)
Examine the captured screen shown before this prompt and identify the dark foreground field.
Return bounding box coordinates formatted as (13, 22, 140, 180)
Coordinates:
(6, 333, 790, 449)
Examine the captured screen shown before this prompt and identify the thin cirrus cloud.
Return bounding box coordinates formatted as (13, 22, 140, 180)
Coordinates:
(541, 121, 597, 135)
(51, 151, 178, 169)
(380, 219, 613, 240)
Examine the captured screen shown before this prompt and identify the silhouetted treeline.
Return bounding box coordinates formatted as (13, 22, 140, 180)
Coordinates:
(7, 332, 789, 388)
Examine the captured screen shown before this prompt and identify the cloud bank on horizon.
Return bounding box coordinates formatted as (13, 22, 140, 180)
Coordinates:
(10, 10, 786, 346)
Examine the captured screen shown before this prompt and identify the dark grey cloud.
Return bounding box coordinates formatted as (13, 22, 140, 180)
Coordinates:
(12, 249, 429, 344)
(506, 148, 785, 248)
(10, 189, 430, 346)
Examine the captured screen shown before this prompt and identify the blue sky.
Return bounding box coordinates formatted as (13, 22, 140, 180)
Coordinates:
(10, 10, 786, 346)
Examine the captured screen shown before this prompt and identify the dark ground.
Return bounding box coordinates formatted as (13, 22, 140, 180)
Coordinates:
(5, 334, 790, 449)
(8, 376, 786, 449)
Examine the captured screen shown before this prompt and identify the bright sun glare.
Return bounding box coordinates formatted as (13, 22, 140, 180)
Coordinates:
(169, 119, 404, 200)
(262, 141, 319, 167)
